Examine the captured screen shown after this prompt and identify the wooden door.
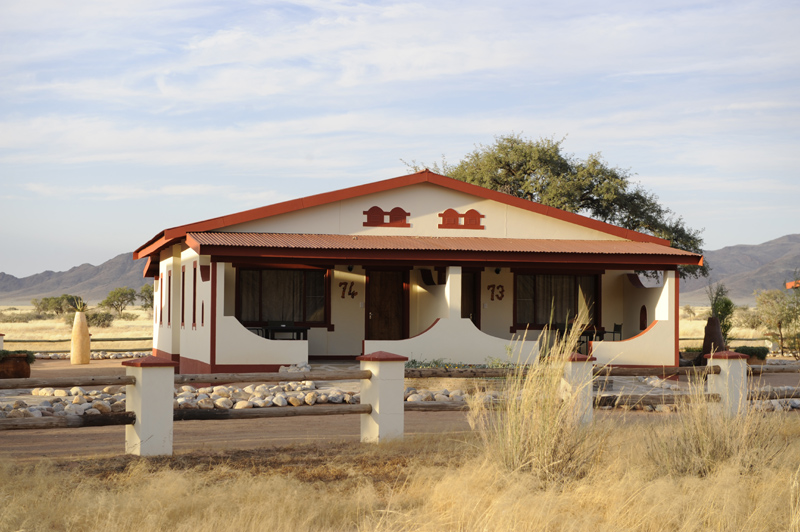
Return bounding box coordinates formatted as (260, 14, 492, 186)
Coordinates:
(367, 270, 405, 340)
(461, 271, 480, 327)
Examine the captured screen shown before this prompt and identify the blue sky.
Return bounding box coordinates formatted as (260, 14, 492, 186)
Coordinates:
(1, 0, 798, 278)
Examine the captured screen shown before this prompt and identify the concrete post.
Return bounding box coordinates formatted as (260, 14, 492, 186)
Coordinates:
(356, 351, 408, 443)
(445, 266, 462, 319)
(0, 333, 4, 351)
(121, 356, 179, 456)
(704, 351, 749, 416)
(563, 353, 596, 425)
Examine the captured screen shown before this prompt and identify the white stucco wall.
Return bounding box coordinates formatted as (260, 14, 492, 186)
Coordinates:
(222, 183, 627, 241)
(590, 271, 677, 366)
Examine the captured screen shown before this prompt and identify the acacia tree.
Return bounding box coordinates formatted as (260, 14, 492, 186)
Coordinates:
(100, 287, 137, 316)
(407, 134, 708, 279)
(138, 284, 154, 312)
(755, 289, 797, 356)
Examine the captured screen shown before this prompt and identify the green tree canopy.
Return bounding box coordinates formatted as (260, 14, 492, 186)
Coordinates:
(100, 287, 137, 316)
(407, 134, 708, 279)
(138, 284, 154, 311)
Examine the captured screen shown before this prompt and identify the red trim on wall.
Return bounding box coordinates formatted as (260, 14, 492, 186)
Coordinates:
(674, 272, 680, 367)
(362, 206, 411, 227)
(167, 270, 172, 327)
(179, 356, 211, 374)
(192, 261, 197, 329)
(438, 208, 485, 229)
(200, 264, 210, 282)
(211, 363, 283, 373)
(210, 263, 217, 367)
(181, 265, 186, 328)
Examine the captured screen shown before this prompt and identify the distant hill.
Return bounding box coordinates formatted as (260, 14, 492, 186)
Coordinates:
(680, 234, 800, 306)
(0, 253, 149, 305)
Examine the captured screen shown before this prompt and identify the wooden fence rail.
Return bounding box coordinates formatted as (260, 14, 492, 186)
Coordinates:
(0, 412, 136, 431)
(0, 375, 136, 390)
(174, 370, 372, 385)
(3, 337, 154, 343)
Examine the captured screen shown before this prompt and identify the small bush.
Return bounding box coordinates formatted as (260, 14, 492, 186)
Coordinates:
(0, 350, 35, 364)
(87, 312, 115, 328)
(63, 311, 115, 328)
(681, 346, 703, 354)
(0, 311, 52, 323)
(644, 378, 787, 477)
(735, 346, 769, 359)
(467, 310, 605, 487)
(118, 312, 138, 321)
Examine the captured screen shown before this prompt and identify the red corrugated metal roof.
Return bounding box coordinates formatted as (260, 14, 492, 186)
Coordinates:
(186, 232, 700, 258)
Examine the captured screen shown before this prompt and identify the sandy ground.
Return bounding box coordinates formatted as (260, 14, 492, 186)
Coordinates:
(3, 358, 800, 461)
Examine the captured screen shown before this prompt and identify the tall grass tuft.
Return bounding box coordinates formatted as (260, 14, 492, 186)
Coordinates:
(467, 310, 605, 487)
(644, 374, 788, 477)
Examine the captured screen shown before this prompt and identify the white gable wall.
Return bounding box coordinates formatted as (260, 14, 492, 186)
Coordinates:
(223, 183, 626, 241)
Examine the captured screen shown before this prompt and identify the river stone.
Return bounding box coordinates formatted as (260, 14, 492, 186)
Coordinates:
(53, 403, 65, 413)
(92, 401, 111, 414)
(434, 394, 450, 402)
(305, 391, 318, 405)
(317, 394, 329, 404)
(233, 400, 253, 409)
(12, 400, 27, 409)
(251, 398, 267, 408)
(213, 386, 231, 398)
(176, 391, 195, 399)
(27, 408, 43, 417)
(173, 399, 180, 409)
(328, 392, 344, 404)
(288, 396, 304, 407)
(84, 408, 101, 415)
(214, 397, 233, 409)
(38, 400, 52, 408)
(450, 394, 465, 402)
(243, 384, 256, 394)
(181, 385, 197, 393)
(31, 388, 41, 396)
(6, 409, 25, 419)
(272, 395, 288, 407)
(420, 391, 434, 402)
(103, 385, 122, 394)
(231, 389, 250, 401)
(197, 398, 214, 409)
(406, 394, 423, 402)
(111, 400, 126, 412)
(39, 388, 55, 397)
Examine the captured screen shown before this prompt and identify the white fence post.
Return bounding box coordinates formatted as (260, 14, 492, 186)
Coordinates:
(563, 353, 596, 425)
(0, 333, 4, 351)
(357, 351, 408, 443)
(121, 356, 179, 456)
(704, 351, 748, 416)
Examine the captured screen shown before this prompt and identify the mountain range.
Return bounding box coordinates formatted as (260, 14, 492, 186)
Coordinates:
(679, 234, 800, 306)
(0, 253, 149, 305)
(0, 234, 797, 306)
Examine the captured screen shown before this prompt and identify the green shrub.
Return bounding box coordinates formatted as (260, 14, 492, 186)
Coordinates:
(63, 311, 115, 328)
(0, 350, 35, 364)
(681, 346, 703, 354)
(0, 311, 52, 323)
(87, 312, 115, 328)
(735, 346, 769, 359)
(119, 312, 138, 321)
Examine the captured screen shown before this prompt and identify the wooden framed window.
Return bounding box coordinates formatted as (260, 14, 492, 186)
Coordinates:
(236, 268, 330, 327)
(514, 273, 598, 329)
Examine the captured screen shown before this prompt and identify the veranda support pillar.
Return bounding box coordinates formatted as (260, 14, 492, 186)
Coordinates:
(563, 353, 596, 425)
(357, 351, 408, 443)
(122, 356, 179, 456)
(0, 333, 4, 351)
(704, 351, 748, 416)
(445, 266, 462, 319)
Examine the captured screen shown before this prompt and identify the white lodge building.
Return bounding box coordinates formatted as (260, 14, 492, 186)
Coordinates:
(133, 170, 703, 374)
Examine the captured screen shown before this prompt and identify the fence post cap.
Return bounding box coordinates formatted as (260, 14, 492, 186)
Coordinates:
(121, 356, 179, 368)
(356, 351, 409, 362)
(703, 351, 748, 360)
(567, 353, 596, 362)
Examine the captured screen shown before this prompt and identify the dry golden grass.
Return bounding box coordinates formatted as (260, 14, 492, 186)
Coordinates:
(2, 415, 800, 532)
(0, 306, 153, 352)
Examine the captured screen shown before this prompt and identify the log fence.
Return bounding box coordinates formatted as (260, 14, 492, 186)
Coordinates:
(1, 350, 797, 456)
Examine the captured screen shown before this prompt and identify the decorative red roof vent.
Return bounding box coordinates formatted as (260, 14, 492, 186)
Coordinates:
(438, 208, 485, 229)
(363, 206, 411, 227)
